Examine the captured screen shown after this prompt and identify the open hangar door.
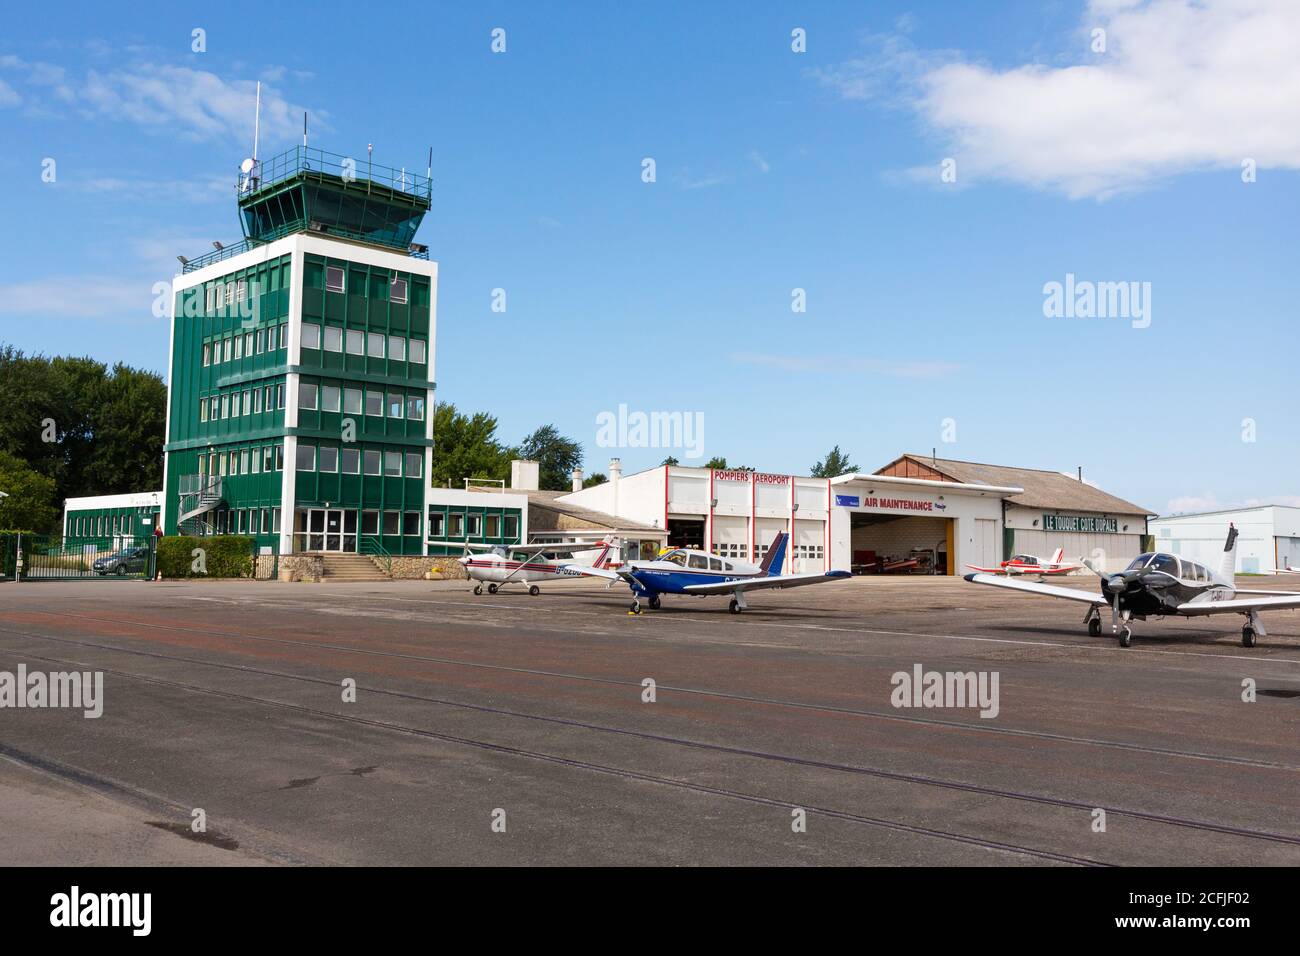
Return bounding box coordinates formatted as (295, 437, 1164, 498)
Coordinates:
(667, 516, 705, 550)
(850, 514, 952, 575)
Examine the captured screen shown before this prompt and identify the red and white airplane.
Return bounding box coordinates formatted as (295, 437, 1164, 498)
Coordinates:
(459, 535, 617, 596)
(966, 547, 1083, 577)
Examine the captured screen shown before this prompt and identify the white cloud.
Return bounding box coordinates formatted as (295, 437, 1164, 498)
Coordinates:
(0, 275, 161, 323)
(731, 351, 957, 379)
(0, 78, 19, 108)
(748, 150, 771, 174)
(817, 0, 1300, 199)
(0, 55, 325, 145)
(77, 174, 231, 204)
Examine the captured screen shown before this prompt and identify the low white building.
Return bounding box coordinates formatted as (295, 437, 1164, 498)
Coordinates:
(559, 459, 1021, 574)
(1151, 505, 1300, 574)
(557, 454, 1152, 575)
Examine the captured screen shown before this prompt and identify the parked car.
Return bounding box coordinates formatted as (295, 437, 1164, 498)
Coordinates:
(93, 546, 151, 576)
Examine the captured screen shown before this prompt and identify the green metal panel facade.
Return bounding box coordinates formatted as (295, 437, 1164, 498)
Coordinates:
(292, 253, 433, 555)
(64, 505, 161, 548)
(427, 503, 523, 556)
(164, 254, 291, 549)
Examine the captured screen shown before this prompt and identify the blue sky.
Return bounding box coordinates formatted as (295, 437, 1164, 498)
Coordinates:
(1, 1, 1297, 513)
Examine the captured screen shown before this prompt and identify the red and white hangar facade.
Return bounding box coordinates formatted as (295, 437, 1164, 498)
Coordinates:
(559, 454, 1152, 576)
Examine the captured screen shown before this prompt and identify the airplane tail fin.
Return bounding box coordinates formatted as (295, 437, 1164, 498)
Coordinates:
(591, 534, 617, 570)
(1049, 547, 1064, 565)
(1219, 523, 1239, 580)
(759, 532, 789, 577)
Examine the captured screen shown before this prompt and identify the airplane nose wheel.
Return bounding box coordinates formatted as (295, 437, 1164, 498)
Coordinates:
(1242, 625, 1257, 648)
(630, 600, 642, 615)
(529, 585, 540, 596)
(488, 583, 499, 595)
(1118, 625, 1132, 648)
(473, 584, 483, 596)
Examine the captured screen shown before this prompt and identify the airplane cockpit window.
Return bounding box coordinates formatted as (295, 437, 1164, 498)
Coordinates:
(1016, 555, 1038, 565)
(708, 557, 723, 571)
(1126, 553, 1155, 571)
(1150, 554, 1179, 576)
(662, 551, 688, 567)
(688, 554, 709, 570)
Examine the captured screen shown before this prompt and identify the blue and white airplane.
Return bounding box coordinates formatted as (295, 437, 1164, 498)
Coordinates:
(562, 531, 851, 614)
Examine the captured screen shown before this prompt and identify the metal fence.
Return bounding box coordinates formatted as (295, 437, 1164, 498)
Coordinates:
(1, 533, 156, 582)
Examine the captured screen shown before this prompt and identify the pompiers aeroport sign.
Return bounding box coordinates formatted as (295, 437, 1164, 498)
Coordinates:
(1042, 514, 1119, 533)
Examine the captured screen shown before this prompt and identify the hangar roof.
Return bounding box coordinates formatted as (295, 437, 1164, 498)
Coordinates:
(469, 487, 664, 534)
(877, 455, 1154, 517)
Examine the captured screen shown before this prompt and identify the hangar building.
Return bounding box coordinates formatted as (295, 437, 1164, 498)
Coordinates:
(874, 455, 1154, 573)
(1150, 505, 1300, 574)
(556, 455, 1152, 575)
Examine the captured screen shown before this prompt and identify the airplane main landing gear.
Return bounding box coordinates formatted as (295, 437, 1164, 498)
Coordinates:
(529, 585, 540, 596)
(488, 583, 499, 595)
(648, 595, 661, 610)
(1118, 625, 1132, 648)
(1242, 625, 1257, 648)
(473, 584, 483, 596)
(1087, 615, 1102, 637)
(729, 598, 742, 614)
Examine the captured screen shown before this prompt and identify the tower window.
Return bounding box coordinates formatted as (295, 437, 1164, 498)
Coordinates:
(390, 278, 408, 303)
(325, 267, 345, 293)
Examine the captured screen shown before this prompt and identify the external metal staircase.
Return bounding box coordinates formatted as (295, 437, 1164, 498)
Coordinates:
(178, 475, 223, 535)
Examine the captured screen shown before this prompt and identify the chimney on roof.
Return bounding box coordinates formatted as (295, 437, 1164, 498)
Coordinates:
(510, 459, 540, 491)
(571, 468, 584, 493)
(609, 458, 622, 483)
(1078, 466, 1083, 482)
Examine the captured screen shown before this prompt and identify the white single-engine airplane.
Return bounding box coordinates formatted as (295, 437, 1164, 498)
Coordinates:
(459, 535, 616, 596)
(966, 547, 1083, 577)
(964, 525, 1300, 648)
(561, 531, 850, 614)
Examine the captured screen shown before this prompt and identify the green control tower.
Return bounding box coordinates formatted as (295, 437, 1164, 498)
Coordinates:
(162, 146, 437, 558)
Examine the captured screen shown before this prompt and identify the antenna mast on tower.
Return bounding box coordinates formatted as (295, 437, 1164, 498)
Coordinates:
(253, 81, 261, 160)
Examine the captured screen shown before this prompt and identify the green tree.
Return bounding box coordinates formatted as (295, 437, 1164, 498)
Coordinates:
(703, 457, 751, 471)
(582, 472, 607, 489)
(0, 345, 166, 505)
(430, 403, 513, 487)
(809, 445, 859, 478)
(517, 424, 583, 491)
(660, 455, 680, 467)
(84, 363, 167, 495)
(0, 450, 59, 532)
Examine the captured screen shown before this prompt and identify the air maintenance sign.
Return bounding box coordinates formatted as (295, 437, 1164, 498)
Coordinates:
(1042, 514, 1118, 533)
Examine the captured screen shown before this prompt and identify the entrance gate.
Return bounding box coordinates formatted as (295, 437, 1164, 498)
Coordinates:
(1, 534, 156, 581)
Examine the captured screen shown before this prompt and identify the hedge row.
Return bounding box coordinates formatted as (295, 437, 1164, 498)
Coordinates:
(157, 536, 256, 579)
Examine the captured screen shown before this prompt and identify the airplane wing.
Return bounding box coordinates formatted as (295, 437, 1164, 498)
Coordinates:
(1175, 594, 1300, 616)
(682, 570, 851, 595)
(555, 563, 630, 583)
(963, 572, 1107, 606)
(966, 564, 1010, 574)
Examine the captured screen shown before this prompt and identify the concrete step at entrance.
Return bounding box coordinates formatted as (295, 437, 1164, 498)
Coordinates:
(316, 553, 390, 581)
